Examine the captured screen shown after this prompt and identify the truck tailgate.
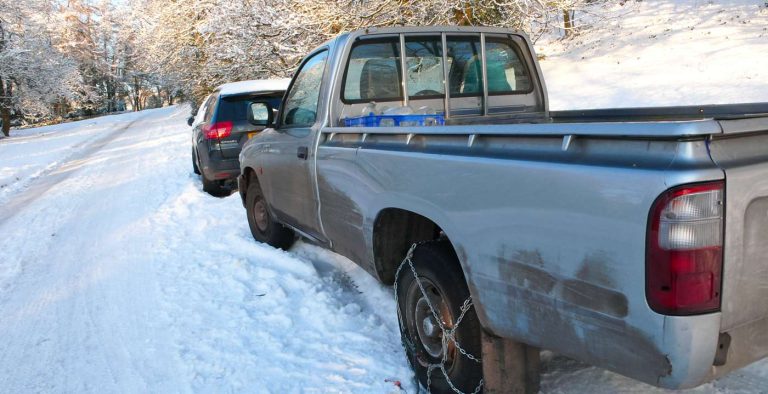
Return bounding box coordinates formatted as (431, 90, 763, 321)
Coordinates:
(709, 116, 768, 331)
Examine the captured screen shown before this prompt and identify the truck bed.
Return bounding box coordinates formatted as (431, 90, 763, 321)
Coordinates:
(552, 102, 768, 122)
(443, 102, 768, 129)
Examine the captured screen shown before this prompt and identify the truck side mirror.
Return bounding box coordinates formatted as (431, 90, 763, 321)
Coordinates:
(187, 116, 195, 126)
(248, 102, 273, 127)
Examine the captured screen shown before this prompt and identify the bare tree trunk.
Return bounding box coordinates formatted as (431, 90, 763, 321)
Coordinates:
(563, 9, 574, 37)
(0, 78, 10, 137)
(155, 85, 162, 107)
(0, 25, 9, 137)
(1, 107, 10, 137)
(133, 76, 141, 111)
(104, 40, 116, 113)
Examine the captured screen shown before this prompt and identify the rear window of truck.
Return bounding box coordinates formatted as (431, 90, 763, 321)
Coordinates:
(405, 37, 446, 99)
(343, 39, 402, 103)
(341, 35, 533, 103)
(484, 38, 532, 94)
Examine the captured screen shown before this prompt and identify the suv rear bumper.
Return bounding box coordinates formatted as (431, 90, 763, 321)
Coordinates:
(199, 149, 239, 181)
(203, 165, 239, 181)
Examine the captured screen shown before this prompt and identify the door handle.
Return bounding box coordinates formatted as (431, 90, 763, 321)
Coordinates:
(297, 146, 308, 160)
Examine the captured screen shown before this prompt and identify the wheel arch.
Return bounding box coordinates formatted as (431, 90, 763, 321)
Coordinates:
(243, 166, 259, 184)
(371, 207, 467, 287)
(239, 166, 259, 205)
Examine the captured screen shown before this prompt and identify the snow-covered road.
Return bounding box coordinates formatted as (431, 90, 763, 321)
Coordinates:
(0, 106, 766, 393)
(0, 107, 409, 393)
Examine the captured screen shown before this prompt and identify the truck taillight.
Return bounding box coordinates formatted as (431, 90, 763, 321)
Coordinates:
(204, 121, 233, 140)
(646, 181, 724, 315)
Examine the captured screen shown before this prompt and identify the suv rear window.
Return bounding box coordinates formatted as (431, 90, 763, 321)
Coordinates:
(216, 95, 282, 122)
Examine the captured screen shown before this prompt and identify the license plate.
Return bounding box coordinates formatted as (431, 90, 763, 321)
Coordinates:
(247, 132, 258, 139)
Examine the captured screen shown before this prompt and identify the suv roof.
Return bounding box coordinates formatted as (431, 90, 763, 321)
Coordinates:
(216, 78, 291, 97)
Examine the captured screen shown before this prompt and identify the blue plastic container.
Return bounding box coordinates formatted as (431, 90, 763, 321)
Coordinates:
(343, 113, 445, 127)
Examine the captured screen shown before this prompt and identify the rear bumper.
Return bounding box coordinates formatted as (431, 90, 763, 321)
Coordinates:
(657, 313, 721, 389)
(704, 315, 768, 383)
(553, 311, 768, 390)
(661, 313, 768, 389)
(200, 152, 240, 181)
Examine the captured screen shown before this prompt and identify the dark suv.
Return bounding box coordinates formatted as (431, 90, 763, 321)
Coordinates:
(189, 79, 289, 195)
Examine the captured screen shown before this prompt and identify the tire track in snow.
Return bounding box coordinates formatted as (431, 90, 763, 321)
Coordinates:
(0, 114, 147, 225)
(0, 108, 183, 392)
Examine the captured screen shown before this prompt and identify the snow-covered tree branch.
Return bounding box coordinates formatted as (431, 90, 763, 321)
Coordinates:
(0, 0, 612, 134)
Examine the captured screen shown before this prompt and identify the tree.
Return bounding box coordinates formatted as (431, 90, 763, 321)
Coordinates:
(57, 0, 133, 114)
(0, 0, 611, 135)
(0, 0, 81, 136)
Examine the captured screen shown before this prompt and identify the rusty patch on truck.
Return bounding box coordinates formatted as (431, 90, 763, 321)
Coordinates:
(463, 249, 669, 384)
(575, 250, 617, 288)
(496, 257, 628, 318)
(561, 279, 628, 318)
(499, 258, 557, 294)
(474, 270, 671, 384)
(512, 249, 545, 267)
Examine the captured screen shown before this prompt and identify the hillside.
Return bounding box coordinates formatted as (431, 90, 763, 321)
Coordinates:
(536, 0, 768, 109)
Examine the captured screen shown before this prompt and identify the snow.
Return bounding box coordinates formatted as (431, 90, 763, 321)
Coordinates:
(0, 1, 767, 393)
(217, 79, 292, 96)
(0, 111, 147, 206)
(2, 103, 767, 393)
(0, 106, 412, 393)
(536, 0, 768, 109)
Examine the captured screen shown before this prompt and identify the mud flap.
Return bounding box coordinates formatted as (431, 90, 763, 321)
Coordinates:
(481, 331, 540, 394)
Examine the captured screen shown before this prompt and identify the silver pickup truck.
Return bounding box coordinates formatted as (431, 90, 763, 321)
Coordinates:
(238, 26, 768, 392)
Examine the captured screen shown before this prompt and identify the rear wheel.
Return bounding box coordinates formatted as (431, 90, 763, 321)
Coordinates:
(245, 179, 295, 250)
(396, 241, 483, 393)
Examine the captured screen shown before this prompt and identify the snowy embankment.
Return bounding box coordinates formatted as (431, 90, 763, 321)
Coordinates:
(537, 0, 768, 109)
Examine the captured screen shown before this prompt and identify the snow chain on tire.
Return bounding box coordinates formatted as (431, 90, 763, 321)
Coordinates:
(394, 242, 484, 394)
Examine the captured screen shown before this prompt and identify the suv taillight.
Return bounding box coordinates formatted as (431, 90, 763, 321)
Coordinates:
(646, 181, 724, 315)
(204, 121, 233, 140)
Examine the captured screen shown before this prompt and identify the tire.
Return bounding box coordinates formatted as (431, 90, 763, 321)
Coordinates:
(192, 147, 201, 175)
(245, 179, 295, 250)
(396, 241, 483, 393)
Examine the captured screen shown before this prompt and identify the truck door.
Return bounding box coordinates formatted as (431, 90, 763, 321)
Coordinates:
(264, 49, 329, 241)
